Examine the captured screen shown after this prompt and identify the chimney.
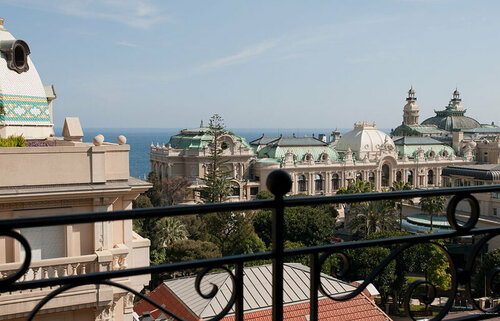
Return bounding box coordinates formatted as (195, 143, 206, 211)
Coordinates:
(0, 18, 4, 25)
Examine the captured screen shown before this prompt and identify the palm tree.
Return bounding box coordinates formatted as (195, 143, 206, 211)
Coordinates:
(420, 196, 446, 232)
(390, 180, 413, 231)
(347, 200, 397, 238)
(155, 217, 188, 248)
(337, 179, 375, 230)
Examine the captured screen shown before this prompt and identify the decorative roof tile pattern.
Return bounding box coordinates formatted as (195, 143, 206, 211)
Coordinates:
(0, 27, 52, 126)
(221, 296, 390, 321)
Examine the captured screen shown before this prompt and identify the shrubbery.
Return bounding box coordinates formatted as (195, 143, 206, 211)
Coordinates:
(0, 135, 25, 147)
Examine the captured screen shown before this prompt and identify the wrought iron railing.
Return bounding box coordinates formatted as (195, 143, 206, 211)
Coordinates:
(2, 169, 500, 320)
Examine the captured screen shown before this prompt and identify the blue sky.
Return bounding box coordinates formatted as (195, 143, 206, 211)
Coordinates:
(1, 0, 500, 129)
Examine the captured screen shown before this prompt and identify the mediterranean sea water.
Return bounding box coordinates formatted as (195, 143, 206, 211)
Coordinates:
(54, 127, 389, 179)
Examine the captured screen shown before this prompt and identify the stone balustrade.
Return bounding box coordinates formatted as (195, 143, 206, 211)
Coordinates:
(0, 254, 97, 295)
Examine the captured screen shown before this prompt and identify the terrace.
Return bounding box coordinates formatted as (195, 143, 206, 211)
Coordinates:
(2, 169, 500, 321)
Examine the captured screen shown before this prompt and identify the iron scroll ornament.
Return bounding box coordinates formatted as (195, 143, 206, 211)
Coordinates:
(0, 230, 31, 287)
(26, 266, 238, 321)
(311, 192, 482, 321)
(2, 170, 500, 321)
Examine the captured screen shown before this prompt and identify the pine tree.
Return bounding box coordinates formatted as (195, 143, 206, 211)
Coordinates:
(200, 114, 232, 203)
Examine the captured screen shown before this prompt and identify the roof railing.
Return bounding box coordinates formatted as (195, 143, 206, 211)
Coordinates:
(2, 169, 500, 320)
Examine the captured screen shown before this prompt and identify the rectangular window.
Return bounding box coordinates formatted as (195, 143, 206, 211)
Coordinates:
(250, 187, 259, 195)
(494, 208, 498, 216)
(492, 192, 500, 199)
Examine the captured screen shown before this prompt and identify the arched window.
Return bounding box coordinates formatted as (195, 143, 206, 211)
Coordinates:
(315, 174, 323, 192)
(298, 175, 307, 192)
(396, 171, 402, 182)
(356, 173, 362, 181)
(428, 170, 434, 185)
(428, 151, 435, 158)
(408, 170, 414, 185)
(382, 164, 390, 187)
(332, 173, 340, 190)
(442, 150, 449, 157)
(369, 172, 375, 184)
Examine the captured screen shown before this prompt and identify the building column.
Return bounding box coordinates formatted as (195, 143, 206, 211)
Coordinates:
(94, 197, 116, 251)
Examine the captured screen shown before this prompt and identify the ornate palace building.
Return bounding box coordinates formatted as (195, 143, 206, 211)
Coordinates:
(149, 89, 498, 204)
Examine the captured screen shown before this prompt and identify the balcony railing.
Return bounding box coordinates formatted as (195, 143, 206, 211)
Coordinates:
(2, 169, 500, 321)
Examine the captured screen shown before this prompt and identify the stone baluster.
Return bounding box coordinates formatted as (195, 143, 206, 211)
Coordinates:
(42, 267, 49, 280)
(53, 265, 59, 278)
(71, 263, 79, 276)
(32, 267, 39, 280)
(62, 265, 69, 277)
(113, 256, 120, 271)
(81, 263, 87, 274)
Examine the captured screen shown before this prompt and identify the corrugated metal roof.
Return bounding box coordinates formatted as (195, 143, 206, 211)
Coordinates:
(162, 263, 359, 320)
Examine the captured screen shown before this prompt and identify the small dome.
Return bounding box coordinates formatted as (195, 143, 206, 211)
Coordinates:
(336, 122, 395, 159)
(0, 20, 53, 139)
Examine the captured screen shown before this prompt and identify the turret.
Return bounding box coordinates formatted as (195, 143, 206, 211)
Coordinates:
(403, 87, 420, 125)
(450, 88, 463, 110)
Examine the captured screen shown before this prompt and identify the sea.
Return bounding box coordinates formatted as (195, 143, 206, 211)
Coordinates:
(54, 127, 390, 180)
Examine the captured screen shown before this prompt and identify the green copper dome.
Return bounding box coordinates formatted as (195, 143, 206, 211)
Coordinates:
(421, 102, 480, 131)
(167, 126, 251, 150)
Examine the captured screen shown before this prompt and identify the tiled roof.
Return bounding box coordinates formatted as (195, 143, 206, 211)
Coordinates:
(221, 296, 390, 321)
(135, 263, 390, 321)
(133, 283, 199, 321)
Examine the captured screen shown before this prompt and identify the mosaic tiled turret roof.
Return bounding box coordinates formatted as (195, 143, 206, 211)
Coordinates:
(0, 18, 54, 139)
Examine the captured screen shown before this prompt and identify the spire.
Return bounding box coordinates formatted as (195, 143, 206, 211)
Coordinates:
(406, 86, 416, 101)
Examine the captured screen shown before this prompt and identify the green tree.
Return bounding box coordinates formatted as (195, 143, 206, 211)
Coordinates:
(390, 180, 414, 230)
(255, 190, 274, 200)
(153, 217, 188, 248)
(200, 114, 232, 203)
(162, 176, 192, 205)
(346, 246, 396, 305)
(473, 248, 500, 298)
(145, 171, 162, 207)
(253, 204, 337, 247)
(348, 200, 397, 238)
(177, 215, 206, 241)
(202, 211, 266, 256)
(336, 179, 375, 219)
(132, 194, 153, 209)
(420, 196, 446, 232)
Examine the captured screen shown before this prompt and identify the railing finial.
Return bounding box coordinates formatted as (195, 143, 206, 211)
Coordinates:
(266, 169, 292, 198)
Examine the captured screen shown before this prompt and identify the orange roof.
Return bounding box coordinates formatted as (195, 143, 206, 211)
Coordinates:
(221, 295, 390, 321)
